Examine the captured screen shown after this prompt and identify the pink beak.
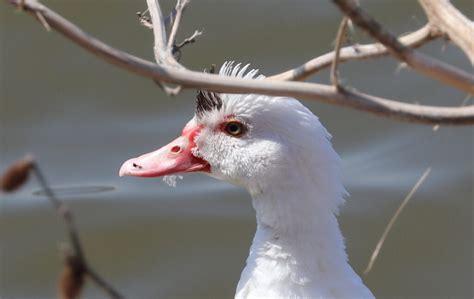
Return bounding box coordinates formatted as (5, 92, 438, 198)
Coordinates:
(119, 125, 210, 178)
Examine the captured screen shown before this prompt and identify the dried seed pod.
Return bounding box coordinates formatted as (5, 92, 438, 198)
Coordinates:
(58, 253, 86, 299)
(0, 155, 34, 192)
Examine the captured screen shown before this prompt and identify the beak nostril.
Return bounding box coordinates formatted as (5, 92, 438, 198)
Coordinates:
(170, 145, 182, 154)
(132, 163, 143, 169)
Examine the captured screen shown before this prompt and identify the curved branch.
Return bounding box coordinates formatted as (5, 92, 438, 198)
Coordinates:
(332, 0, 474, 95)
(418, 0, 474, 64)
(269, 25, 435, 81)
(6, 0, 474, 125)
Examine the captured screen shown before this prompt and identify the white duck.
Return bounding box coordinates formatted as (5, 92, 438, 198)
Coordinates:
(119, 62, 374, 299)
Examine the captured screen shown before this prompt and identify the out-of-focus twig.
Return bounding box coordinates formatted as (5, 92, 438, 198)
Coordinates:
(364, 167, 432, 275)
(0, 156, 125, 299)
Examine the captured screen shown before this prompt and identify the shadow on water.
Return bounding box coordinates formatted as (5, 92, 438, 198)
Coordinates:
(32, 185, 115, 197)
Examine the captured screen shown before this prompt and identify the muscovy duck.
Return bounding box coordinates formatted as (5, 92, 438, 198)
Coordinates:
(119, 62, 374, 299)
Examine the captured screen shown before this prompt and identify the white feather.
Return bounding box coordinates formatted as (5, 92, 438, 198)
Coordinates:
(194, 62, 373, 299)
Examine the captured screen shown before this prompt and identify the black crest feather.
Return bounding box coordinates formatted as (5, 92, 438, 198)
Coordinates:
(195, 64, 222, 117)
(196, 90, 223, 117)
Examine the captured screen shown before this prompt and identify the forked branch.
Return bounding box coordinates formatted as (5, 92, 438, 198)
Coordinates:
(269, 25, 435, 81)
(418, 0, 474, 64)
(330, 17, 350, 89)
(332, 0, 474, 95)
(5, 0, 474, 125)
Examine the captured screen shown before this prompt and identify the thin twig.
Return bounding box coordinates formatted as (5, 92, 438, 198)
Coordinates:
(364, 167, 432, 275)
(270, 25, 435, 81)
(167, 0, 189, 51)
(35, 11, 50, 31)
(172, 30, 202, 59)
(164, 8, 177, 29)
(31, 163, 124, 299)
(332, 0, 474, 95)
(6, 0, 474, 125)
(137, 10, 153, 29)
(137, 7, 177, 30)
(87, 268, 125, 299)
(330, 17, 349, 89)
(460, 95, 472, 107)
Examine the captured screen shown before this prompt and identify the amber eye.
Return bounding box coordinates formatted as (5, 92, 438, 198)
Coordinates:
(223, 121, 246, 137)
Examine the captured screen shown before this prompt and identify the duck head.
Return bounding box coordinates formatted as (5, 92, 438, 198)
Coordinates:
(119, 62, 341, 200)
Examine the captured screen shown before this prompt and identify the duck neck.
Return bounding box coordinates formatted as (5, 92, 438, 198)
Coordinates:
(235, 173, 373, 299)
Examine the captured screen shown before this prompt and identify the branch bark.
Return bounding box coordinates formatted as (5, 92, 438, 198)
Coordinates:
(330, 17, 349, 89)
(146, 0, 168, 64)
(269, 25, 435, 81)
(332, 0, 474, 95)
(5, 0, 474, 125)
(418, 0, 474, 64)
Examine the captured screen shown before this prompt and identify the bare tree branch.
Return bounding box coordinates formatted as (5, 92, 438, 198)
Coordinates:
(167, 0, 190, 51)
(5, 0, 474, 125)
(269, 25, 435, 81)
(144, 0, 184, 93)
(145, 0, 170, 64)
(332, 0, 474, 95)
(330, 17, 349, 89)
(137, 7, 177, 30)
(173, 30, 202, 59)
(418, 0, 474, 64)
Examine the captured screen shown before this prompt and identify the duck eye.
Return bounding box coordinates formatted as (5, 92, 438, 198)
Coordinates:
(224, 121, 246, 137)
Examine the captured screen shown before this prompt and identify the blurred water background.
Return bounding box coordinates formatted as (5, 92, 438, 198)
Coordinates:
(1, 0, 473, 298)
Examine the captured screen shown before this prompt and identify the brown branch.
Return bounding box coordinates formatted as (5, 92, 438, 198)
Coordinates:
(270, 25, 435, 81)
(30, 163, 125, 299)
(0, 156, 124, 299)
(5, 0, 474, 125)
(330, 17, 349, 89)
(332, 0, 474, 95)
(418, 0, 474, 64)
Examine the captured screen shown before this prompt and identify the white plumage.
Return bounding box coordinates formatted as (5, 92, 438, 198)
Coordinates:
(120, 62, 374, 299)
